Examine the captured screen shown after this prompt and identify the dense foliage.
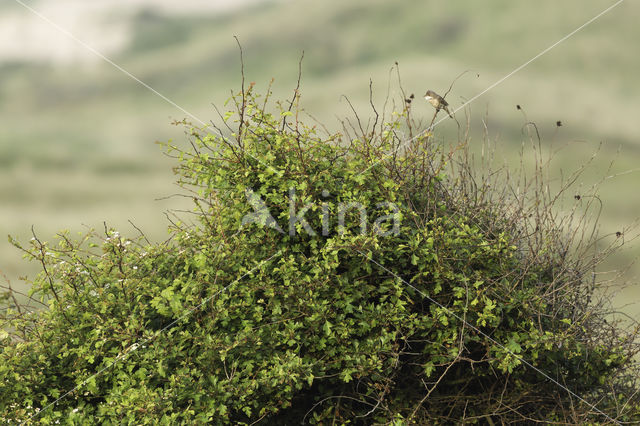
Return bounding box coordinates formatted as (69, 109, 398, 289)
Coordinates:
(1, 83, 639, 424)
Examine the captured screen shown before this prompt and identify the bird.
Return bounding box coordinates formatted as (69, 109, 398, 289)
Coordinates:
(424, 90, 453, 118)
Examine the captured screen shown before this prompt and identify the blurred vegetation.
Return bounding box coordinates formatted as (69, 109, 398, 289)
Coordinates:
(1, 0, 639, 315)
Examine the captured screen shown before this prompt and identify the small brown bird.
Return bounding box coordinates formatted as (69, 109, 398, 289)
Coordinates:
(424, 90, 453, 118)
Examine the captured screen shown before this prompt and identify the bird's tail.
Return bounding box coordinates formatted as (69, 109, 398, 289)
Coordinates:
(444, 106, 453, 119)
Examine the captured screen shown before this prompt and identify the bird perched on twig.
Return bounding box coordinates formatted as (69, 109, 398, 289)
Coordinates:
(424, 90, 453, 118)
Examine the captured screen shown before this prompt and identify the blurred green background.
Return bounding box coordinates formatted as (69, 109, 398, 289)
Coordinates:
(1, 0, 639, 316)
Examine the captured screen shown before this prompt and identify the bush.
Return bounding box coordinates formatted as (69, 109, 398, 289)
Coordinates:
(2, 78, 639, 424)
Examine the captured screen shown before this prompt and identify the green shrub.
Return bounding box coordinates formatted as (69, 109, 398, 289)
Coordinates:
(2, 80, 639, 424)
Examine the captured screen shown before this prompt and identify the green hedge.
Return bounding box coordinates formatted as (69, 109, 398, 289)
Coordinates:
(2, 84, 639, 424)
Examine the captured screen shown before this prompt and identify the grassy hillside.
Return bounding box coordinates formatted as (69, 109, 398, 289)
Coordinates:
(1, 0, 639, 312)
